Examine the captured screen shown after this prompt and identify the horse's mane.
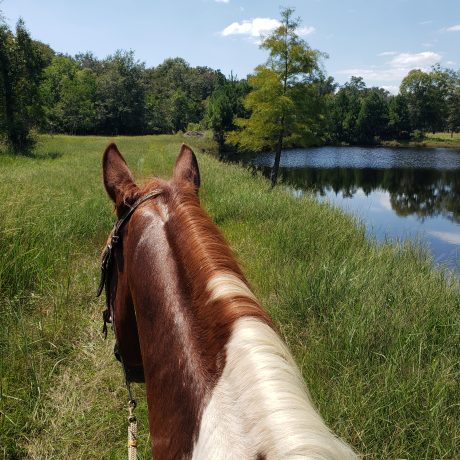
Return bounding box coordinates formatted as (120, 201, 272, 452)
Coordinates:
(147, 181, 272, 379)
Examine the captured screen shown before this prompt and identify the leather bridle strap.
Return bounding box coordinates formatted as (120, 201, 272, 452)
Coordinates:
(96, 189, 163, 337)
(96, 189, 162, 457)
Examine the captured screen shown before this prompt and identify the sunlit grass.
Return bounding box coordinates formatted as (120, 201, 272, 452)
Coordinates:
(384, 131, 460, 148)
(1, 134, 459, 459)
(424, 131, 460, 147)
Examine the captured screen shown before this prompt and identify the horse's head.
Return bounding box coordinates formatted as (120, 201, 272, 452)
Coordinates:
(101, 142, 200, 382)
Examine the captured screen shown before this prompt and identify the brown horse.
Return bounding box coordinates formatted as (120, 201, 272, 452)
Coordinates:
(101, 143, 357, 460)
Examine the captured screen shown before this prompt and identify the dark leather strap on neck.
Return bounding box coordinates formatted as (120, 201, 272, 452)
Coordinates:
(96, 189, 163, 338)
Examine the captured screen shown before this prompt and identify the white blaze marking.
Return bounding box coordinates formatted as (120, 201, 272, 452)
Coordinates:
(138, 202, 169, 225)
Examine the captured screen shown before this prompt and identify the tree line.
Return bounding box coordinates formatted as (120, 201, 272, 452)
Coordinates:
(1, 13, 459, 162)
(0, 18, 225, 150)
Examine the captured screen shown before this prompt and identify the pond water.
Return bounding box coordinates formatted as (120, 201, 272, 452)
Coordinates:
(229, 146, 460, 275)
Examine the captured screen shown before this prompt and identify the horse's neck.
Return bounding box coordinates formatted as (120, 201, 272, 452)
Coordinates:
(126, 203, 265, 457)
(127, 209, 210, 458)
(127, 204, 356, 460)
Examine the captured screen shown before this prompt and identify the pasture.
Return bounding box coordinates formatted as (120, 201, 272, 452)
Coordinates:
(384, 131, 460, 149)
(424, 132, 460, 148)
(1, 134, 459, 459)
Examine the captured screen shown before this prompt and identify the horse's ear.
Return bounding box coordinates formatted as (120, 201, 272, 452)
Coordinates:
(102, 143, 136, 204)
(173, 144, 200, 191)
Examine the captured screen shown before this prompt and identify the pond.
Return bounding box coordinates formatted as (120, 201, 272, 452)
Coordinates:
(228, 146, 460, 276)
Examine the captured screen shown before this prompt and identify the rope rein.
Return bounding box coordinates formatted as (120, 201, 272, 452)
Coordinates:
(97, 189, 163, 459)
(120, 353, 138, 459)
(128, 399, 138, 460)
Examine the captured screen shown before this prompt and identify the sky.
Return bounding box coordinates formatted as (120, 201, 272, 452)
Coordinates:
(2, 0, 459, 93)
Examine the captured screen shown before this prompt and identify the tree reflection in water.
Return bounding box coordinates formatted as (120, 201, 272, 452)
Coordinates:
(253, 165, 460, 223)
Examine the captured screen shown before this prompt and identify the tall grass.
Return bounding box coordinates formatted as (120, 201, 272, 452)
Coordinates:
(1, 134, 459, 459)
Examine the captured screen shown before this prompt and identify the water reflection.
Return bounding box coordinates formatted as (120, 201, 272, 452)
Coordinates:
(227, 147, 460, 274)
(273, 166, 460, 223)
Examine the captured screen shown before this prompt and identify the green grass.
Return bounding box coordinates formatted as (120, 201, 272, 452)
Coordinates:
(383, 131, 460, 148)
(1, 134, 459, 459)
(424, 132, 460, 148)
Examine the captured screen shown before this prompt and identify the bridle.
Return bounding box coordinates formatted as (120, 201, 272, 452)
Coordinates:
(96, 189, 163, 456)
(97, 189, 163, 340)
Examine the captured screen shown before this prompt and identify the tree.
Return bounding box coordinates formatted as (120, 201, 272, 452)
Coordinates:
(94, 50, 146, 135)
(400, 68, 447, 134)
(144, 58, 224, 134)
(206, 74, 250, 151)
(328, 77, 366, 144)
(387, 94, 411, 139)
(0, 19, 46, 151)
(228, 7, 322, 186)
(356, 87, 389, 143)
(445, 70, 460, 136)
(40, 55, 96, 133)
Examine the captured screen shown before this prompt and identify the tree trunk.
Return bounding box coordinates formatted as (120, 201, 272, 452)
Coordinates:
(270, 133, 283, 187)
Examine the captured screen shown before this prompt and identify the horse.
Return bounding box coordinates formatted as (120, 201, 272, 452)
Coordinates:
(100, 142, 358, 459)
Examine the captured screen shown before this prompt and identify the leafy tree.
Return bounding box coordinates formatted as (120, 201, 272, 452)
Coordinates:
(0, 23, 9, 139)
(33, 40, 54, 67)
(40, 55, 96, 133)
(93, 50, 146, 135)
(170, 88, 194, 132)
(228, 7, 322, 186)
(447, 83, 460, 136)
(445, 70, 460, 136)
(296, 71, 336, 146)
(144, 58, 223, 133)
(387, 94, 411, 139)
(0, 19, 46, 151)
(206, 74, 250, 151)
(356, 87, 389, 143)
(400, 68, 446, 134)
(328, 77, 366, 144)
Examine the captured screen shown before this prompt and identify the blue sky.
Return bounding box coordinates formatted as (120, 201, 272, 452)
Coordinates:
(2, 0, 459, 93)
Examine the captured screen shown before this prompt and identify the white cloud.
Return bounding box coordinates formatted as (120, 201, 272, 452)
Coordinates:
(389, 51, 441, 67)
(428, 231, 460, 245)
(420, 20, 433, 25)
(297, 26, 315, 36)
(338, 52, 442, 84)
(338, 67, 409, 82)
(446, 24, 460, 32)
(381, 85, 399, 95)
(221, 18, 315, 40)
(221, 18, 280, 38)
(378, 51, 398, 56)
(379, 193, 393, 210)
(215, 0, 229, 3)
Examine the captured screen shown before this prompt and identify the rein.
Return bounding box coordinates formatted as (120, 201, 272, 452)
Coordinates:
(96, 189, 162, 458)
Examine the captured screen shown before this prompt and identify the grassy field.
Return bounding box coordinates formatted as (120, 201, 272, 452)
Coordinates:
(1, 134, 459, 459)
(383, 131, 460, 148)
